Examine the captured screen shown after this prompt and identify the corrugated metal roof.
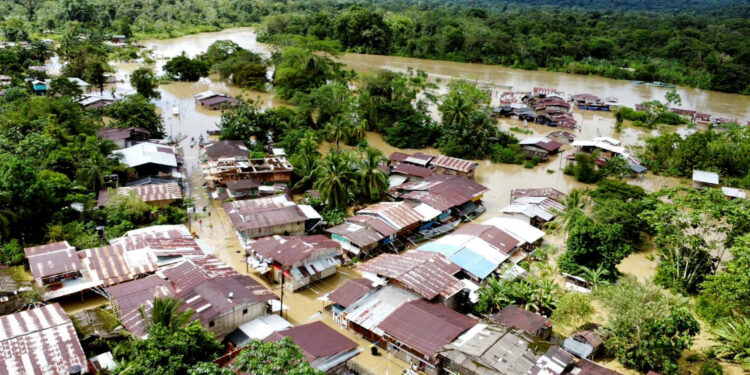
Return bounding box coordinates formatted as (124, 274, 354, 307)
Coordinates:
(247, 235, 340, 267)
(110, 225, 206, 258)
(27, 246, 82, 280)
(224, 196, 308, 231)
(493, 305, 551, 338)
(113, 142, 177, 168)
(80, 244, 157, 286)
(511, 188, 567, 202)
(502, 204, 555, 221)
(348, 215, 399, 237)
(430, 155, 479, 173)
(265, 321, 358, 362)
(24, 241, 74, 258)
(396, 175, 488, 209)
(440, 323, 540, 375)
(0, 304, 89, 375)
(97, 182, 182, 206)
(483, 217, 545, 244)
(448, 248, 500, 280)
(328, 279, 374, 308)
(343, 285, 420, 333)
(519, 137, 563, 153)
(357, 202, 422, 230)
(378, 299, 477, 358)
(529, 346, 577, 375)
(357, 251, 463, 300)
(405, 152, 433, 166)
(391, 163, 434, 178)
(203, 140, 249, 160)
(722, 186, 746, 199)
(326, 223, 384, 248)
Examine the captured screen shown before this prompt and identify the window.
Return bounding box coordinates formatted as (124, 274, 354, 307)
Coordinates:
(209, 321, 215, 327)
(242, 308, 248, 315)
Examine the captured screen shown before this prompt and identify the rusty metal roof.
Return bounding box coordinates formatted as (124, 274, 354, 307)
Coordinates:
(389, 152, 409, 162)
(108, 275, 175, 337)
(396, 175, 488, 209)
(24, 241, 74, 258)
(347, 215, 399, 237)
(110, 225, 205, 258)
(453, 224, 524, 254)
(223, 196, 308, 231)
(391, 163, 434, 178)
(265, 321, 358, 362)
(510, 188, 567, 202)
(357, 202, 422, 230)
(326, 223, 384, 248)
(97, 182, 182, 206)
(377, 299, 477, 358)
(494, 305, 551, 338)
(430, 155, 478, 173)
(0, 303, 89, 374)
(26, 245, 82, 280)
(180, 275, 275, 324)
(79, 244, 157, 286)
(203, 140, 249, 160)
(246, 235, 340, 267)
(358, 250, 463, 300)
(328, 279, 374, 308)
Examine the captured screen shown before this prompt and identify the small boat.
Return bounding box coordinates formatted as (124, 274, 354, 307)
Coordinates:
(172, 106, 179, 116)
(649, 81, 676, 88)
(190, 137, 195, 148)
(198, 134, 205, 148)
(418, 220, 460, 240)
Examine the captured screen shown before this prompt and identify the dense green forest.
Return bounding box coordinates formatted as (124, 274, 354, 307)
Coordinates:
(1, 0, 749, 93)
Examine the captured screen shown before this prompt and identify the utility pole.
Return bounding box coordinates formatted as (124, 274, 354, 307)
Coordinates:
(279, 270, 285, 318)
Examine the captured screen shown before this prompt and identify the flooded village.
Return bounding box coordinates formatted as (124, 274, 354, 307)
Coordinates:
(2, 27, 750, 375)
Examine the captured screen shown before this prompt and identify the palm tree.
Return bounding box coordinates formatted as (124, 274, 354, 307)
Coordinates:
(352, 119, 368, 143)
(139, 297, 194, 333)
(296, 130, 321, 159)
(577, 265, 611, 289)
(439, 92, 475, 126)
(290, 153, 320, 193)
(324, 117, 351, 149)
(553, 189, 588, 241)
(711, 317, 750, 366)
(357, 147, 388, 202)
(314, 150, 356, 209)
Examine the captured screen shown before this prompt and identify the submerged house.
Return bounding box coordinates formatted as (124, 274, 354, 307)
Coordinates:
(692, 170, 719, 189)
(519, 136, 563, 160)
(377, 299, 477, 375)
(430, 155, 479, 179)
(224, 195, 321, 246)
(246, 235, 341, 291)
(326, 222, 385, 257)
(97, 182, 183, 207)
(264, 321, 360, 374)
(493, 305, 552, 340)
(393, 174, 489, 222)
(357, 250, 465, 308)
(108, 256, 276, 339)
(98, 127, 150, 148)
(328, 278, 375, 315)
(113, 142, 180, 180)
(438, 323, 543, 375)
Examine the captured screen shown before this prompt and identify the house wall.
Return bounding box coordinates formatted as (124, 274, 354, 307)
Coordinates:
(287, 265, 337, 291)
(240, 221, 305, 240)
(207, 301, 267, 339)
(0, 294, 23, 315)
(433, 166, 474, 179)
(502, 212, 532, 225)
(384, 336, 439, 375)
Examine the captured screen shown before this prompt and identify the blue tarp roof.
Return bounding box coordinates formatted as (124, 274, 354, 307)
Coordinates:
(448, 248, 497, 280)
(629, 163, 647, 173)
(418, 242, 462, 257)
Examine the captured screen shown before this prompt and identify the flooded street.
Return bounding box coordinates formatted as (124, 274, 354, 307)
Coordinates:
(71, 27, 747, 374)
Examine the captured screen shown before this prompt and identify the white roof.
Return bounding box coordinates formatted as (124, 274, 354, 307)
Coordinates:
(113, 142, 178, 168)
(463, 237, 509, 265)
(236, 314, 293, 341)
(68, 77, 90, 87)
(193, 90, 221, 100)
(79, 95, 112, 106)
(571, 139, 625, 154)
(388, 174, 408, 187)
(519, 136, 554, 146)
(722, 186, 746, 199)
(482, 217, 545, 244)
(692, 170, 719, 185)
(298, 204, 322, 220)
(592, 136, 621, 146)
(413, 203, 441, 221)
(501, 204, 555, 221)
(343, 285, 420, 334)
(272, 148, 286, 156)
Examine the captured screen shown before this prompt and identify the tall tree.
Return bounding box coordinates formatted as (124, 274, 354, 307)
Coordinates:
(233, 337, 324, 375)
(313, 150, 355, 209)
(357, 147, 388, 202)
(130, 67, 161, 100)
(139, 297, 194, 333)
